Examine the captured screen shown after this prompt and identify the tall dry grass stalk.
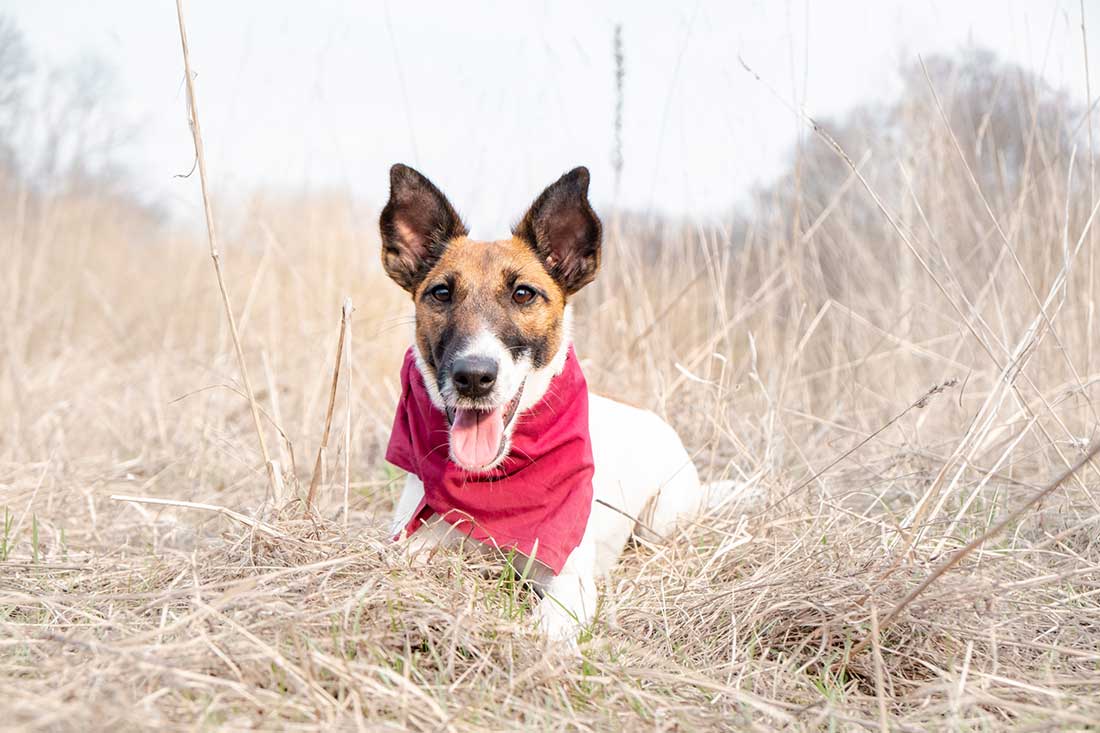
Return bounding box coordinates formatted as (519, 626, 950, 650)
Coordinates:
(174, 0, 279, 503)
(304, 297, 353, 516)
(1, 39, 1100, 733)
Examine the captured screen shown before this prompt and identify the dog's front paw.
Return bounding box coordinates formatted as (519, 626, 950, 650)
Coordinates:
(534, 597, 585, 654)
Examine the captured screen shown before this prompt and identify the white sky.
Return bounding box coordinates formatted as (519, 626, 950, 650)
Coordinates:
(5, 1, 1099, 235)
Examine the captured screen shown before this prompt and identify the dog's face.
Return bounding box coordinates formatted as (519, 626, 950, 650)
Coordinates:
(379, 165, 601, 472)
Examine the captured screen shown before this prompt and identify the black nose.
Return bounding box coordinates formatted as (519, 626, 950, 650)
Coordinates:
(452, 356, 498, 398)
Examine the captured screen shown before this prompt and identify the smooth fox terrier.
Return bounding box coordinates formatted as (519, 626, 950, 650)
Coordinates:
(381, 164, 721, 643)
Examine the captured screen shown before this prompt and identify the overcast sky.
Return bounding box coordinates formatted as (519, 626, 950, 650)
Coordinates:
(5, 1, 1098, 235)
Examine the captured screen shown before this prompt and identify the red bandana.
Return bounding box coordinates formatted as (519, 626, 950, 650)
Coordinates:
(385, 346, 595, 574)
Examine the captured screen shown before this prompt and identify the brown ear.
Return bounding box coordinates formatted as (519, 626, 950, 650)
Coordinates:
(513, 166, 602, 295)
(379, 164, 468, 292)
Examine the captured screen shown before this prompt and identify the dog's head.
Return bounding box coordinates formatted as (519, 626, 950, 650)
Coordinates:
(380, 164, 601, 473)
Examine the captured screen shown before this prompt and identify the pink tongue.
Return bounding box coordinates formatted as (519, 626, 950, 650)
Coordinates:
(450, 406, 505, 469)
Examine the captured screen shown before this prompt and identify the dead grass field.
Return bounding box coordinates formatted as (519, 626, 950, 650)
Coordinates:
(4, 52, 1100, 731)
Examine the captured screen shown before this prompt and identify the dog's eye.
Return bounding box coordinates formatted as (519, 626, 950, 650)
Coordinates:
(428, 284, 451, 303)
(512, 286, 536, 305)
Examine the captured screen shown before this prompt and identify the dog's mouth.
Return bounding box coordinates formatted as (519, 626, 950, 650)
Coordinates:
(444, 383, 525, 471)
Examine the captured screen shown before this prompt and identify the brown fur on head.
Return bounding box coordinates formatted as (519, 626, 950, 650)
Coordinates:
(379, 164, 602, 470)
(379, 164, 601, 392)
(410, 236, 568, 380)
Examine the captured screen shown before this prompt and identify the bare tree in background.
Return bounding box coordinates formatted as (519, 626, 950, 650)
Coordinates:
(758, 49, 1081, 222)
(33, 55, 133, 187)
(744, 48, 1088, 300)
(0, 15, 137, 195)
(0, 17, 33, 177)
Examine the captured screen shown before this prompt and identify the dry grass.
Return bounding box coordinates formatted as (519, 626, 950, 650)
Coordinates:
(4, 62, 1100, 732)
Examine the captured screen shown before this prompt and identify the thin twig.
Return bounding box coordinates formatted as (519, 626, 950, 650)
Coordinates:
(174, 0, 278, 501)
(757, 379, 958, 515)
(848, 439, 1100, 660)
(594, 499, 668, 544)
(1082, 0, 1097, 387)
(342, 298, 353, 528)
(110, 494, 285, 538)
(304, 299, 352, 515)
(870, 605, 889, 733)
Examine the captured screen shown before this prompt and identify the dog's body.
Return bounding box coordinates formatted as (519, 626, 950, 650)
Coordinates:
(380, 164, 710, 641)
(389, 318, 706, 639)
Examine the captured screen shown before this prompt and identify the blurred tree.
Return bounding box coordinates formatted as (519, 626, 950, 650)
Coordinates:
(0, 16, 33, 178)
(0, 15, 138, 192)
(33, 55, 133, 187)
(742, 48, 1088, 301)
(0, 13, 162, 232)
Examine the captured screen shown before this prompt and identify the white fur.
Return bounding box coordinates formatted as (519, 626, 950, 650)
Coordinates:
(391, 306, 741, 647)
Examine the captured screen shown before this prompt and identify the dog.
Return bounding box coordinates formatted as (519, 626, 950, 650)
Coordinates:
(380, 164, 720, 643)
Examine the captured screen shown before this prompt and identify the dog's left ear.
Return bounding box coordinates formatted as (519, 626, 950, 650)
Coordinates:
(514, 166, 602, 295)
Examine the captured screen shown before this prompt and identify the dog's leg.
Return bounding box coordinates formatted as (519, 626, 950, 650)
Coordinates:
(389, 474, 449, 563)
(530, 539, 597, 647)
(644, 458, 704, 538)
(390, 473, 425, 537)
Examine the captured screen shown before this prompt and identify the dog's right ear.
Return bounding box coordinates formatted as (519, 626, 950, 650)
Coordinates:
(379, 164, 468, 293)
